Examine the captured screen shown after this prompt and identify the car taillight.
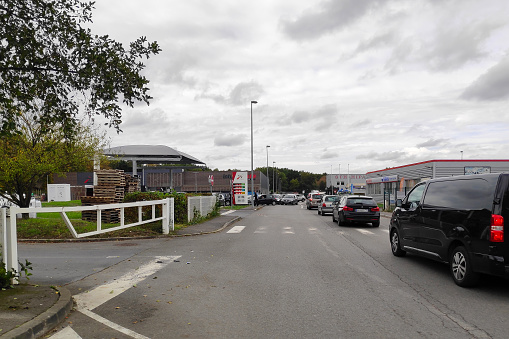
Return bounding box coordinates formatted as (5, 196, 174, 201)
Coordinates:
(490, 214, 504, 242)
(322, 203, 326, 207)
(343, 206, 353, 211)
(371, 207, 380, 212)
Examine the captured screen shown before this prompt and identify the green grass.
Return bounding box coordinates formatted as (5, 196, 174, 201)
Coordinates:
(16, 200, 186, 239)
(221, 204, 248, 210)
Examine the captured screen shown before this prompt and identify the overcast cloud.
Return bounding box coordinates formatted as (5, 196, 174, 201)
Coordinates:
(90, 0, 509, 174)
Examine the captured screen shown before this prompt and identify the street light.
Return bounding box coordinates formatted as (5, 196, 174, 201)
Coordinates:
(266, 145, 270, 194)
(273, 161, 276, 194)
(250, 100, 257, 208)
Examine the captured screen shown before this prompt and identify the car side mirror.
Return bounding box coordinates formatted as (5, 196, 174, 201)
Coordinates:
(396, 199, 402, 207)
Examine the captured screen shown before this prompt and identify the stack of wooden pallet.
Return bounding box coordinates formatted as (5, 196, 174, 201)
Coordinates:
(81, 169, 129, 223)
(125, 174, 141, 194)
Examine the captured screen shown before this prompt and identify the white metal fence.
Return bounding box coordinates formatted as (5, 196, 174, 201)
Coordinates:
(187, 196, 217, 222)
(0, 199, 174, 276)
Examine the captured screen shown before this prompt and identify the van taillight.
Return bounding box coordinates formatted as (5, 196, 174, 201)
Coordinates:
(490, 214, 504, 242)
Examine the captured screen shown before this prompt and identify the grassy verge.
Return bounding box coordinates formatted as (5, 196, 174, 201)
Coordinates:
(16, 200, 186, 239)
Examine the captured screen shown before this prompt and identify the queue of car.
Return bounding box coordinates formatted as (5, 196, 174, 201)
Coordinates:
(257, 173, 509, 287)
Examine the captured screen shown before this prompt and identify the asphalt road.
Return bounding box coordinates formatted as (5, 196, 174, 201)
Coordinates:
(29, 204, 509, 338)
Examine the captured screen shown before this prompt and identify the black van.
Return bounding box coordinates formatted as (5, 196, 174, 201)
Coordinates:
(389, 173, 509, 287)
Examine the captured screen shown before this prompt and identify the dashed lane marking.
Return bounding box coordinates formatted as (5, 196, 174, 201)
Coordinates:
(227, 226, 246, 233)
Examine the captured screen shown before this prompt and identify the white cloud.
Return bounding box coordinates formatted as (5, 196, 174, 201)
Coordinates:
(89, 0, 509, 174)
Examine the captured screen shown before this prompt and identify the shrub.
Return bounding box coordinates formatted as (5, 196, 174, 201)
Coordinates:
(123, 191, 191, 224)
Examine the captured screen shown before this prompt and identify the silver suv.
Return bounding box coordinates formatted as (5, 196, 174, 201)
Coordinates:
(306, 193, 323, 209)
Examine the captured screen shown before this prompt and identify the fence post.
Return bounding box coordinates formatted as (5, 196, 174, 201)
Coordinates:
(169, 198, 174, 231)
(162, 198, 169, 235)
(6, 207, 19, 281)
(1, 208, 6, 267)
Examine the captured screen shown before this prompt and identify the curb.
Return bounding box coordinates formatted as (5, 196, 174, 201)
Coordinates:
(172, 216, 242, 237)
(2, 287, 73, 339)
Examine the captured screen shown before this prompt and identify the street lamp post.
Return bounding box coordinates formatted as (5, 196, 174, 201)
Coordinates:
(273, 161, 276, 194)
(266, 145, 270, 194)
(250, 100, 257, 208)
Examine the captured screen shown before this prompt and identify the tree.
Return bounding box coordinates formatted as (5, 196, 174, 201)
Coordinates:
(0, 111, 106, 211)
(0, 0, 161, 137)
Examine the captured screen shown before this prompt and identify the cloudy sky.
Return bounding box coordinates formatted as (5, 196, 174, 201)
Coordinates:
(89, 0, 509, 174)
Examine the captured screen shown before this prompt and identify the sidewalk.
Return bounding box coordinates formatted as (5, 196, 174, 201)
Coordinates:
(0, 212, 242, 338)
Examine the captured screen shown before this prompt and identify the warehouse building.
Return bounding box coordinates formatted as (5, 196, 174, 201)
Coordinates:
(366, 159, 509, 204)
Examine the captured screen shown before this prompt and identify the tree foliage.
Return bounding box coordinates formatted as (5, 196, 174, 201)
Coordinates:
(256, 166, 323, 193)
(0, 112, 106, 209)
(0, 0, 161, 137)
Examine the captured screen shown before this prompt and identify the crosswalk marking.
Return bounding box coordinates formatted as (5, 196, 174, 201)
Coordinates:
(356, 229, 375, 235)
(283, 227, 295, 234)
(227, 226, 246, 233)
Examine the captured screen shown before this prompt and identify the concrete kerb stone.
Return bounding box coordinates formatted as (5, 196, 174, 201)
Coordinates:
(2, 287, 73, 339)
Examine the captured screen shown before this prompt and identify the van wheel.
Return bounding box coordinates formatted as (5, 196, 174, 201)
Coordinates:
(450, 246, 480, 287)
(390, 229, 406, 257)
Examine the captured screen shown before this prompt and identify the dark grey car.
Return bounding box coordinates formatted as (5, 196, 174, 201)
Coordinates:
(332, 195, 380, 227)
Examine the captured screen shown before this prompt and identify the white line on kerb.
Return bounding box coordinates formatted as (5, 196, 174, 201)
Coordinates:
(73, 255, 180, 339)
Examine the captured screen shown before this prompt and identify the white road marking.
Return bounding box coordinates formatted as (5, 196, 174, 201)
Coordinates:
(308, 227, 320, 234)
(74, 256, 179, 311)
(80, 308, 150, 339)
(381, 229, 389, 233)
(357, 229, 375, 235)
(50, 326, 82, 338)
(254, 226, 267, 233)
(227, 226, 245, 233)
(283, 227, 295, 234)
(221, 210, 235, 215)
(73, 256, 180, 339)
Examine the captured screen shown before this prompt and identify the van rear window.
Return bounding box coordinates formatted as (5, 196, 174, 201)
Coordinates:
(423, 177, 498, 211)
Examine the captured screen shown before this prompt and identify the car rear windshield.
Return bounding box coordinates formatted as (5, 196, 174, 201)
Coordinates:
(325, 196, 338, 202)
(312, 194, 322, 199)
(347, 198, 376, 206)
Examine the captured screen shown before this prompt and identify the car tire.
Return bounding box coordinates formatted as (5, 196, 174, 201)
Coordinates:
(272, 201, 276, 206)
(307, 205, 310, 210)
(332, 213, 336, 222)
(337, 214, 344, 226)
(372, 221, 380, 227)
(390, 229, 406, 257)
(318, 209, 321, 215)
(450, 246, 480, 287)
